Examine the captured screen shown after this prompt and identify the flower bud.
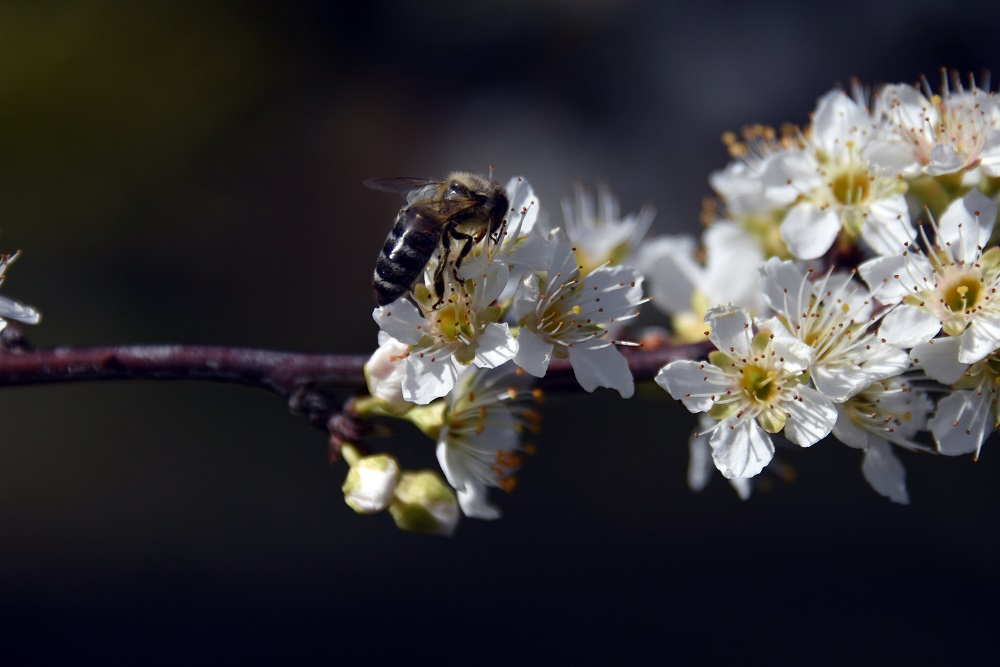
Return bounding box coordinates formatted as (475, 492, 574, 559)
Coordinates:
(389, 470, 459, 536)
(342, 453, 400, 514)
(364, 332, 413, 415)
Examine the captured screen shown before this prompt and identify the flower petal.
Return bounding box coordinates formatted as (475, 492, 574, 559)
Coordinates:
(710, 417, 775, 479)
(877, 304, 942, 348)
(568, 340, 634, 398)
(781, 202, 841, 260)
(861, 440, 909, 504)
(512, 326, 553, 378)
(783, 386, 837, 447)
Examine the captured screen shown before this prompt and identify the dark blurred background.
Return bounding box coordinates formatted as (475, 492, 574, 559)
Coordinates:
(1, 0, 997, 662)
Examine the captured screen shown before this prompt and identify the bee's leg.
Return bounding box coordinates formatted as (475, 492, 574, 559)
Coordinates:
(430, 241, 453, 309)
(449, 228, 476, 276)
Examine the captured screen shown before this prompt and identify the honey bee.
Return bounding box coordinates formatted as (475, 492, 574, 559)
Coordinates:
(367, 172, 509, 307)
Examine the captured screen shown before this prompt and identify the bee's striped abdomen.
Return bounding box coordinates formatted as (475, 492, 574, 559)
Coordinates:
(372, 206, 443, 306)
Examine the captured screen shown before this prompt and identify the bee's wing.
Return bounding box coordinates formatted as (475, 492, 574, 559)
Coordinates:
(363, 177, 442, 194)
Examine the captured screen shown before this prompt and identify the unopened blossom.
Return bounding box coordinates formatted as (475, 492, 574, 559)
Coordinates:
(770, 90, 913, 259)
(637, 221, 765, 343)
(342, 452, 401, 514)
(832, 379, 934, 504)
(372, 252, 517, 405)
(656, 305, 837, 479)
(866, 73, 1000, 179)
(760, 258, 910, 402)
(928, 352, 1000, 459)
(553, 182, 655, 275)
(389, 469, 460, 536)
(861, 189, 1000, 367)
(433, 366, 540, 519)
(512, 234, 644, 397)
(0, 251, 41, 331)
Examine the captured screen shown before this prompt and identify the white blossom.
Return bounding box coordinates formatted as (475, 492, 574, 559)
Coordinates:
(928, 352, 1000, 459)
(656, 305, 837, 479)
(550, 182, 655, 274)
(866, 74, 1000, 179)
(435, 366, 539, 519)
(760, 258, 910, 402)
(512, 234, 643, 397)
(832, 379, 934, 504)
(771, 90, 913, 259)
(372, 253, 518, 405)
(861, 189, 1000, 366)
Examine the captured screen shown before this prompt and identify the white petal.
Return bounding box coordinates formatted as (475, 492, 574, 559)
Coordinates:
(505, 176, 539, 235)
(929, 389, 992, 456)
(473, 323, 518, 369)
(781, 203, 842, 260)
(832, 405, 874, 450)
(858, 254, 932, 303)
(710, 417, 775, 479)
(436, 442, 499, 520)
(706, 305, 753, 359)
(877, 304, 942, 348)
(958, 312, 1000, 365)
(373, 299, 426, 345)
(861, 440, 909, 504)
(910, 337, 968, 384)
(811, 90, 869, 156)
(938, 188, 996, 263)
(925, 143, 965, 175)
(862, 139, 920, 175)
(861, 195, 914, 255)
(402, 356, 459, 405)
(813, 365, 878, 403)
(759, 257, 805, 314)
(656, 360, 726, 413)
(634, 236, 699, 314)
(513, 326, 553, 378)
(702, 223, 764, 308)
(687, 432, 712, 493)
(783, 386, 837, 447)
(568, 340, 634, 398)
(0, 296, 40, 324)
(510, 272, 542, 322)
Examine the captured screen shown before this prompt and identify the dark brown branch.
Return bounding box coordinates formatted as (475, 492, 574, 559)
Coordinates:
(0, 332, 710, 444)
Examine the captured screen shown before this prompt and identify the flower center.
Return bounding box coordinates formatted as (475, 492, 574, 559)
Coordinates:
(942, 273, 983, 313)
(830, 164, 872, 207)
(742, 363, 780, 404)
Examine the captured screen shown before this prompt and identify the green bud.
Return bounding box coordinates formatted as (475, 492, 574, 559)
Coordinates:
(389, 470, 459, 537)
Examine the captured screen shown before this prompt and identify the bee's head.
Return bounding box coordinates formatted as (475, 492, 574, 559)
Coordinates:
(444, 171, 509, 234)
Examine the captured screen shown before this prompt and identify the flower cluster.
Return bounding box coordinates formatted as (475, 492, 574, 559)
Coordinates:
(657, 70, 1000, 503)
(361, 176, 649, 530)
(354, 69, 1000, 533)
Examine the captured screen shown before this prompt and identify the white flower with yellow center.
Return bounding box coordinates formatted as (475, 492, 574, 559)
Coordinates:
(860, 189, 1000, 367)
(760, 258, 910, 402)
(865, 74, 1000, 179)
(771, 90, 913, 259)
(656, 305, 837, 479)
(431, 365, 539, 519)
(512, 234, 644, 398)
(832, 379, 933, 504)
(372, 253, 517, 405)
